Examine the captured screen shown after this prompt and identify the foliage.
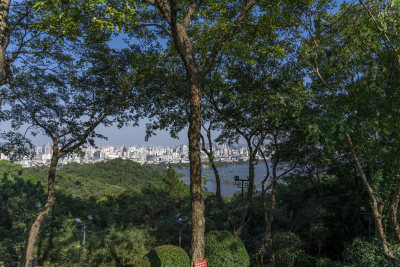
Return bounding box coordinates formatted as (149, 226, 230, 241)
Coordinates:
(0, 160, 190, 266)
(343, 237, 400, 267)
(3, 0, 400, 265)
(0, 173, 45, 265)
(136, 245, 190, 267)
(205, 230, 250, 267)
(254, 232, 311, 267)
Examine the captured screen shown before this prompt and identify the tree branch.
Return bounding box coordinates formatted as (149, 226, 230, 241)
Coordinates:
(147, 0, 171, 24)
(183, 0, 197, 29)
(134, 23, 171, 36)
(8, 3, 29, 32)
(359, 0, 400, 65)
(201, 0, 259, 77)
(60, 111, 106, 153)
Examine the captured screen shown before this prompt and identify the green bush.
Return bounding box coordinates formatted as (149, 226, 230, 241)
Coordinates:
(343, 237, 400, 267)
(205, 230, 250, 267)
(136, 245, 190, 267)
(254, 232, 311, 267)
(104, 227, 154, 266)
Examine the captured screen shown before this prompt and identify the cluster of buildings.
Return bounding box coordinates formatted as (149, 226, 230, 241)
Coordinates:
(4, 143, 250, 167)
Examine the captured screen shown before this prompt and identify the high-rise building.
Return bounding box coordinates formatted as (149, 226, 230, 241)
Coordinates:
(36, 146, 43, 155)
(45, 143, 51, 155)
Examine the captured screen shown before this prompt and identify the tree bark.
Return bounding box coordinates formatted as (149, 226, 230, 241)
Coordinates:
(170, 18, 205, 264)
(236, 145, 256, 235)
(188, 81, 204, 263)
(267, 176, 277, 236)
(153, 1, 259, 261)
(0, 0, 10, 76)
(390, 161, 400, 241)
(259, 148, 271, 237)
(201, 132, 237, 233)
(346, 133, 395, 260)
(19, 142, 60, 267)
(0, 0, 11, 106)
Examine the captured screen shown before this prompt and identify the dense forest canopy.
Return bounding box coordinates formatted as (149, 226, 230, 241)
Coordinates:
(1, 0, 400, 266)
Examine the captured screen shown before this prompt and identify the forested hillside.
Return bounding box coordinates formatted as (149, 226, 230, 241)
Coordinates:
(0, 159, 191, 266)
(2, 158, 399, 266)
(1, 0, 400, 265)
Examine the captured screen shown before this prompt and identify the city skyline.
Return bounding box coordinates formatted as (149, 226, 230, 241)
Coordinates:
(13, 143, 251, 168)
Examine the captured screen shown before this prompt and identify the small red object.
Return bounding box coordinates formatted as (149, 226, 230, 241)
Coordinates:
(194, 259, 207, 267)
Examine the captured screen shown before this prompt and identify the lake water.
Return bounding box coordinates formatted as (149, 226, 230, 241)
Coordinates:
(174, 164, 271, 196)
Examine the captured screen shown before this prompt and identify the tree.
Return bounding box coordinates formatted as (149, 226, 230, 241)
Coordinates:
(0, 0, 54, 108)
(1, 0, 29, 107)
(298, 0, 400, 259)
(34, 0, 319, 260)
(0, 42, 140, 266)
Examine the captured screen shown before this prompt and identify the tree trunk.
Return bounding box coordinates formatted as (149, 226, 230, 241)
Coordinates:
(201, 130, 238, 234)
(0, 0, 11, 106)
(236, 152, 256, 235)
(170, 21, 205, 263)
(267, 179, 277, 236)
(345, 133, 395, 260)
(390, 162, 400, 241)
(188, 80, 205, 263)
(210, 156, 238, 233)
(261, 186, 269, 236)
(0, 0, 10, 76)
(20, 143, 60, 267)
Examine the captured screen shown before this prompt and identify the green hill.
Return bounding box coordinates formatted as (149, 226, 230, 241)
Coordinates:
(0, 159, 190, 266)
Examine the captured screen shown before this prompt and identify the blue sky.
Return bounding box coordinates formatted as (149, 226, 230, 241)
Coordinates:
(2, 1, 351, 147)
(1, 29, 188, 147)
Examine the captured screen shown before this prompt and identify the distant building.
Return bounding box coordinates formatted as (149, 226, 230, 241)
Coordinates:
(36, 146, 43, 155)
(45, 143, 51, 155)
(0, 153, 8, 160)
(93, 151, 101, 159)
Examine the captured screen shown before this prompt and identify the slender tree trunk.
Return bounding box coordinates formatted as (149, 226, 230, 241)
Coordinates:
(20, 142, 60, 267)
(0, 0, 10, 76)
(188, 80, 204, 263)
(261, 184, 269, 236)
(259, 149, 271, 237)
(235, 136, 265, 235)
(346, 133, 395, 260)
(390, 161, 400, 241)
(201, 130, 238, 233)
(169, 20, 206, 263)
(267, 179, 277, 236)
(210, 155, 238, 233)
(0, 0, 11, 108)
(236, 152, 255, 235)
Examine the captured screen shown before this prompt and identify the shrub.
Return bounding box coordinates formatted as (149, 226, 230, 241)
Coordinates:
(136, 245, 190, 267)
(104, 227, 154, 266)
(255, 232, 310, 267)
(205, 230, 250, 267)
(343, 237, 400, 267)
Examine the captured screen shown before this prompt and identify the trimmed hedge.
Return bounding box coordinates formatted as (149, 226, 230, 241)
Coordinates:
(205, 230, 250, 267)
(136, 245, 190, 267)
